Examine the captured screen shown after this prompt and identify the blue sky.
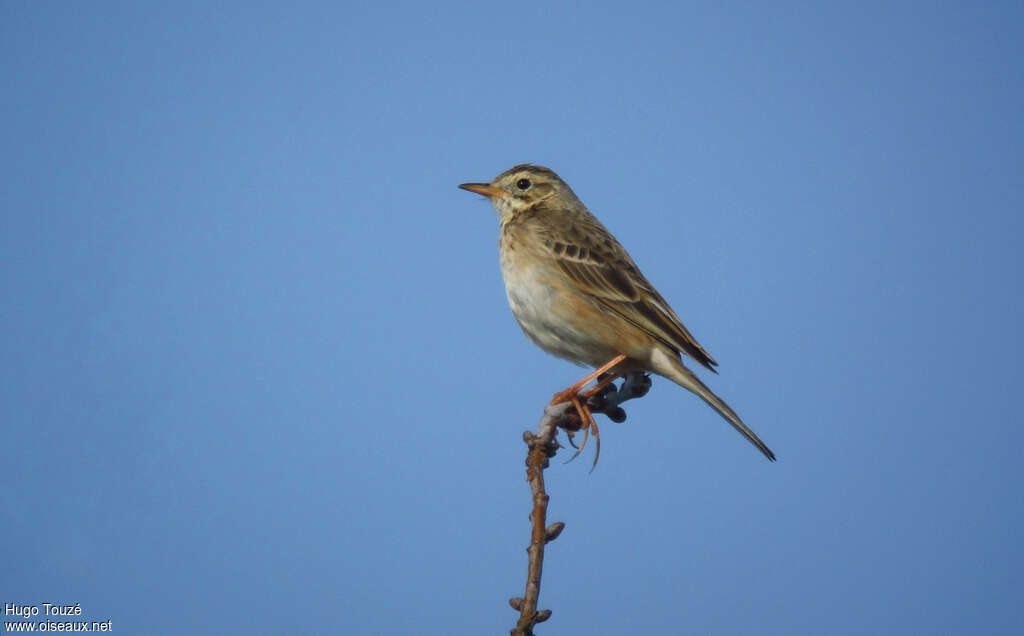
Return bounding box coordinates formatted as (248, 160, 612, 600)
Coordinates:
(2, 2, 1022, 634)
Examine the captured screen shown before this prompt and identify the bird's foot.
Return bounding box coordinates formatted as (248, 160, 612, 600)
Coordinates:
(548, 353, 625, 406)
(549, 354, 626, 470)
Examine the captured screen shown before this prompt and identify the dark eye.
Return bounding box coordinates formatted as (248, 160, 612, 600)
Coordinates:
(516, 178, 532, 191)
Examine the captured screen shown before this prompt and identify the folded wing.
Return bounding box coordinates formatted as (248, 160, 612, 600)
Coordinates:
(547, 231, 719, 372)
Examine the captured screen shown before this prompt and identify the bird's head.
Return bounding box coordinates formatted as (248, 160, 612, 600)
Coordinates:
(459, 164, 574, 224)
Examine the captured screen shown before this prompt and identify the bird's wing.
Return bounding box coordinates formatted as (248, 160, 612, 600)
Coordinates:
(543, 220, 719, 372)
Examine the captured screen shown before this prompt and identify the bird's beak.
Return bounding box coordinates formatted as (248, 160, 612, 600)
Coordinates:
(458, 183, 509, 198)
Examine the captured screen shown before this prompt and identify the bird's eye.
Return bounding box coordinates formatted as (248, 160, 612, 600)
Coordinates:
(516, 178, 532, 191)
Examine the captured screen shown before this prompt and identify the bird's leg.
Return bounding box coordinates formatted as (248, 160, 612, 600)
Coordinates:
(564, 373, 618, 462)
(551, 354, 625, 468)
(580, 373, 620, 400)
(549, 354, 626, 406)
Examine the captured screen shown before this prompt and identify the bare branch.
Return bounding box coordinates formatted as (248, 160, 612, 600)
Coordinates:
(510, 372, 651, 635)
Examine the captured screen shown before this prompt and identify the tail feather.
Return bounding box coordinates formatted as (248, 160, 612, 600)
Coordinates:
(651, 349, 775, 461)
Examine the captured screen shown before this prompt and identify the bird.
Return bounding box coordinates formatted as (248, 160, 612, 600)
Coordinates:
(458, 164, 775, 461)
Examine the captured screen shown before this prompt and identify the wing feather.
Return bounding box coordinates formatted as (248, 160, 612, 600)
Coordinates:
(548, 233, 719, 372)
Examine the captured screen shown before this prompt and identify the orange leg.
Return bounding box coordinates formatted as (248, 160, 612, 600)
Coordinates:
(566, 373, 618, 459)
(581, 372, 620, 399)
(552, 354, 626, 468)
(549, 354, 626, 406)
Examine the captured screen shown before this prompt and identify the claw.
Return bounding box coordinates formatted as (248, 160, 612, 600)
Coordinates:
(564, 396, 590, 464)
(589, 417, 601, 472)
(549, 354, 626, 469)
(565, 429, 578, 449)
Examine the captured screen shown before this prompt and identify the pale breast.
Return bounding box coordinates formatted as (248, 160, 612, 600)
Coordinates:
(499, 232, 621, 367)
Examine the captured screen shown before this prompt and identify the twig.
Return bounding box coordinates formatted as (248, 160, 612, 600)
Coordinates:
(509, 372, 651, 635)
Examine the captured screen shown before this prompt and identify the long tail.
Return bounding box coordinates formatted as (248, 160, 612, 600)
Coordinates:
(651, 349, 776, 461)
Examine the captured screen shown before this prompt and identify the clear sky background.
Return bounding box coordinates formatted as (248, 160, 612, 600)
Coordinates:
(2, 2, 1022, 634)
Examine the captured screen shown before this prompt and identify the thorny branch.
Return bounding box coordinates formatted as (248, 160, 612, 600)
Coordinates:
(509, 372, 652, 635)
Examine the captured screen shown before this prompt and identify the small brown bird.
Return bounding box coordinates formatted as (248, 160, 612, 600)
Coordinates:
(459, 164, 775, 461)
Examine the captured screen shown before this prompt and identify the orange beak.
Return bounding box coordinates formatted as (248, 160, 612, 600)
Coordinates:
(458, 183, 509, 198)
